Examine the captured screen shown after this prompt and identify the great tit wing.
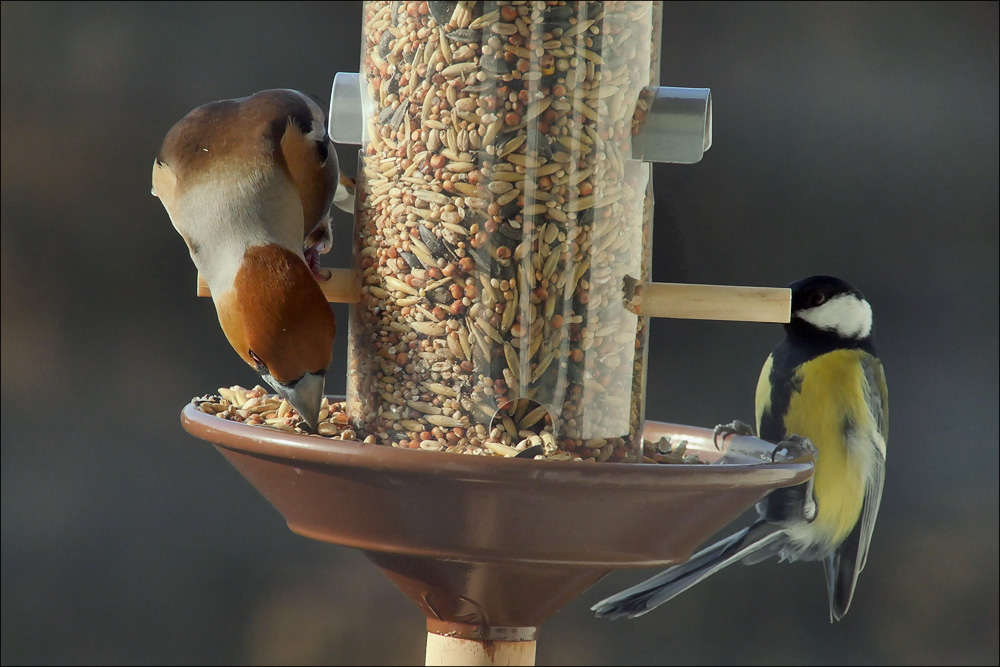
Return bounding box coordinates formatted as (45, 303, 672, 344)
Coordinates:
(756, 352, 788, 442)
(857, 353, 888, 570)
(824, 353, 887, 621)
(825, 447, 884, 620)
(863, 353, 889, 448)
(824, 444, 885, 620)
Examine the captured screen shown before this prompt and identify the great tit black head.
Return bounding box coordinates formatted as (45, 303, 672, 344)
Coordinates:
(788, 275, 873, 342)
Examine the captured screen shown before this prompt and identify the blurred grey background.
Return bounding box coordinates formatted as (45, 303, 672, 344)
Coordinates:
(2, 1, 997, 664)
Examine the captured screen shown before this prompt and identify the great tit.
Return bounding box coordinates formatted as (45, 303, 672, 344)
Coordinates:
(592, 275, 888, 622)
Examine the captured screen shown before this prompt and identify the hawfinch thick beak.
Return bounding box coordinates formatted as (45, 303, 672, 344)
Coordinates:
(263, 370, 326, 433)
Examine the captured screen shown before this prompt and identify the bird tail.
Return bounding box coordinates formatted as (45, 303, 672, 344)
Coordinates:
(334, 171, 356, 214)
(592, 520, 785, 620)
(824, 518, 864, 622)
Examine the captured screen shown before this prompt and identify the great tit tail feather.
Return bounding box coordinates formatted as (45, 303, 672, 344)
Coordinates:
(825, 516, 864, 622)
(592, 520, 785, 619)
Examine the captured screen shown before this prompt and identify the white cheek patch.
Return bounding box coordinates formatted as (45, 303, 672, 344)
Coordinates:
(799, 294, 872, 339)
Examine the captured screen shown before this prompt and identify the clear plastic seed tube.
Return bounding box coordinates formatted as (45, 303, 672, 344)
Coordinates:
(347, 1, 661, 462)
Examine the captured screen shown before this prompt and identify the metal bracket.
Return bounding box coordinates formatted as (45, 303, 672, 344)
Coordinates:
(631, 87, 713, 164)
(329, 72, 712, 164)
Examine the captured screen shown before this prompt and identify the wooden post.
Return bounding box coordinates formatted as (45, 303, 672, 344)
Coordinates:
(425, 633, 536, 666)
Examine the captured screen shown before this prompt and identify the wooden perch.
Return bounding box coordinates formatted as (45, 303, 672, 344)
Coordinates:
(631, 282, 790, 323)
(197, 270, 790, 323)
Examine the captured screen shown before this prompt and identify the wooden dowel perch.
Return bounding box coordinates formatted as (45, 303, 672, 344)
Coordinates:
(633, 282, 790, 323)
(197, 270, 790, 324)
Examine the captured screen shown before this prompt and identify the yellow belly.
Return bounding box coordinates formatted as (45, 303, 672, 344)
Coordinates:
(757, 349, 872, 546)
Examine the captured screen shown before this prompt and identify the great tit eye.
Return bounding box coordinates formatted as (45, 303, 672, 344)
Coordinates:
(809, 291, 827, 307)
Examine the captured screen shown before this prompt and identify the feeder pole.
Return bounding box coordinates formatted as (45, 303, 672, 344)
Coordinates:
(426, 634, 535, 666)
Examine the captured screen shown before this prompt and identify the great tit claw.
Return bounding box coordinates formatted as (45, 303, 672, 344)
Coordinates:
(713, 419, 755, 450)
(770, 434, 818, 463)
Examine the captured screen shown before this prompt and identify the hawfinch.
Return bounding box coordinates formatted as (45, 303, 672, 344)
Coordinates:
(152, 89, 354, 431)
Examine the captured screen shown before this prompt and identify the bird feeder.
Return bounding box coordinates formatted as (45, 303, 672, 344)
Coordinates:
(184, 2, 811, 664)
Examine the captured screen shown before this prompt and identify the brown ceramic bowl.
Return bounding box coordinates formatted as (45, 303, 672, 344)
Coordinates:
(181, 399, 811, 631)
